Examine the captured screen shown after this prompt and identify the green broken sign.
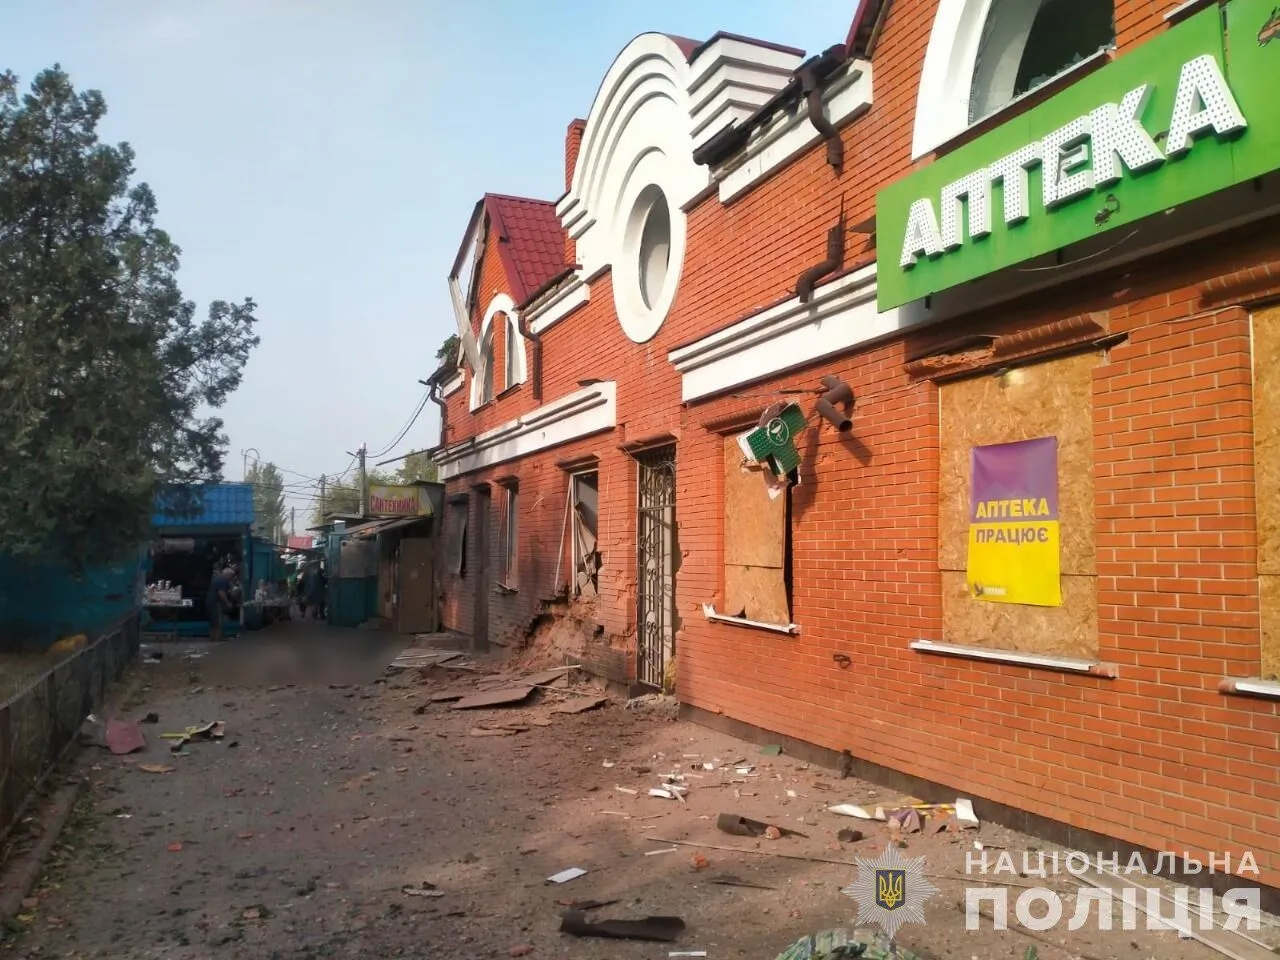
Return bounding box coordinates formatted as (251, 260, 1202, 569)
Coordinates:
(740, 403, 807, 479)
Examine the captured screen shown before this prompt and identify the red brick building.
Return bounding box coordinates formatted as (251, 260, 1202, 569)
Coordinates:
(430, 0, 1280, 902)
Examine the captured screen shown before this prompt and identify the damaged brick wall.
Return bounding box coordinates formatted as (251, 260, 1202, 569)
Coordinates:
(434, 0, 1280, 892)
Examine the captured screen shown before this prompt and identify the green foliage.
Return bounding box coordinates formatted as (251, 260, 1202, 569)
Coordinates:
(246, 462, 286, 542)
(436, 334, 460, 365)
(309, 469, 398, 526)
(396, 452, 438, 484)
(0, 66, 259, 566)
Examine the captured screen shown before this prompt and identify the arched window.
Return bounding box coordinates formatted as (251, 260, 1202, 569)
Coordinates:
(969, 0, 1115, 124)
(503, 313, 520, 390)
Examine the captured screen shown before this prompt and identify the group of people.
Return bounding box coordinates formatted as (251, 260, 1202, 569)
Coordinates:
(292, 561, 327, 620)
(204, 560, 328, 640)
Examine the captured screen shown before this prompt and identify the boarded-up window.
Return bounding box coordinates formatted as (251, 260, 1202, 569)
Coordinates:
(723, 435, 791, 624)
(446, 498, 468, 577)
(1254, 306, 1280, 680)
(937, 351, 1099, 658)
(572, 472, 600, 598)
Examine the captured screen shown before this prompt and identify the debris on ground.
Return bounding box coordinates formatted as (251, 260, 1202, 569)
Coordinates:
(559, 912, 686, 942)
(161, 721, 226, 752)
(546, 868, 587, 884)
(955, 797, 980, 828)
(773, 928, 920, 960)
(707, 874, 776, 890)
(138, 764, 174, 775)
(104, 720, 147, 756)
(554, 899, 619, 910)
(716, 813, 805, 839)
(552, 695, 609, 715)
(451, 687, 535, 710)
(401, 883, 445, 898)
(390, 649, 467, 670)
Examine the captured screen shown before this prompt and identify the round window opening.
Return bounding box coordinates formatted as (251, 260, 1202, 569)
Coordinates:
(637, 191, 672, 310)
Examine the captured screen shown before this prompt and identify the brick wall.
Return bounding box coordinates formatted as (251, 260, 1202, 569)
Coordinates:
(433, 0, 1280, 885)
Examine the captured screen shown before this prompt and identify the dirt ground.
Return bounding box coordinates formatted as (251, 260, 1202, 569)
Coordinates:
(1, 627, 1277, 960)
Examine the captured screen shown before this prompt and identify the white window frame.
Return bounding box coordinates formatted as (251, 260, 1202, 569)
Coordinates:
(911, 0, 1115, 159)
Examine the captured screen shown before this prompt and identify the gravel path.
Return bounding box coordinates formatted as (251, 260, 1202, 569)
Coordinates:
(1, 628, 1274, 960)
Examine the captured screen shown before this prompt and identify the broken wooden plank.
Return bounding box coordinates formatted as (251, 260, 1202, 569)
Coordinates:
(428, 691, 471, 703)
(552, 695, 609, 715)
(517, 666, 577, 686)
(1078, 867, 1276, 960)
(451, 685, 536, 710)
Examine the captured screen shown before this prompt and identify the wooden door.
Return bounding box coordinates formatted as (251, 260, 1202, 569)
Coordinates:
(397, 537, 437, 634)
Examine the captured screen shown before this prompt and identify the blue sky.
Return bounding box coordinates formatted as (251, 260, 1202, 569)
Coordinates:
(6, 0, 855, 525)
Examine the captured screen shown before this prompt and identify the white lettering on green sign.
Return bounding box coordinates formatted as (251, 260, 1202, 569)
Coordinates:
(899, 55, 1249, 270)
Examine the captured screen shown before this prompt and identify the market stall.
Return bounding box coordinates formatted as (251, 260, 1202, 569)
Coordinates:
(145, 483, 255, 638)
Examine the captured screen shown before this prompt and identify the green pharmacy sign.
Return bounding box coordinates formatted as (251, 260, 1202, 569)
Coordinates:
(876, 0, 1280, 312)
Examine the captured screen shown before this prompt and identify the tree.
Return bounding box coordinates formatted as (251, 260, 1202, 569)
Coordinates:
(309, 469, 398, 526)
(397, 452, 438, 484)
(246, 462, 286, 542)
(437, 334, 460, 367)
(0, 66, 260, 566)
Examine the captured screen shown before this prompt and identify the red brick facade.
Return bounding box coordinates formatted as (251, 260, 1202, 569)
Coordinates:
(434, 0, 1280, 895)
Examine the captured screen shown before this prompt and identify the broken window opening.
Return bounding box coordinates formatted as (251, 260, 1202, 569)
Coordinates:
(571, 471, 600, 598)
(446, 497, 468, 578)
(501, 483, 518, 587)
(722, 435, 793, 626)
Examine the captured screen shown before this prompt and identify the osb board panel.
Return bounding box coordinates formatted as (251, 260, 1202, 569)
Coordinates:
(1254, 307, 1280, 576)
(938, 351, 1100, 575)
(1261, 575, 1280, 680)
(724, 435, 785, 568)
(725, 564, 790, 626)
(941, 571, 1099, 659)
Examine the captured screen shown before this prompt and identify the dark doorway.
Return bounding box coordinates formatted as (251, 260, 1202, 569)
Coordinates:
(635, 446, 677, 689)
(473, 487, 491, 653)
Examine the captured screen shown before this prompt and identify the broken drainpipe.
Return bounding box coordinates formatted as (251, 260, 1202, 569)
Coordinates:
(797, 47, 846, 169)
(796, 217, 845, 304)
(420, 372, 450, 447)
(815, 375, 854, 432)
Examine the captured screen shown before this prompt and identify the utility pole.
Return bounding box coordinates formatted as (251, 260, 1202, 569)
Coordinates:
(291, 507, 296, 537)
(358, 444, 368, 517)
(345, 446, 368, 517)
(319, 474, 327, 522)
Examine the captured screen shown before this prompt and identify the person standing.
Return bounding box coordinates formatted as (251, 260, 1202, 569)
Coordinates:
(206, 566, 235, 642)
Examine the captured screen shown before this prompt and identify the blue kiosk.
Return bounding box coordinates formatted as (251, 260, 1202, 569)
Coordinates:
(146, 483, 255, 638)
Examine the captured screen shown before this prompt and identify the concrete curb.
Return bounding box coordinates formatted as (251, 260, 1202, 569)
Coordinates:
(0, 777, 85, 925)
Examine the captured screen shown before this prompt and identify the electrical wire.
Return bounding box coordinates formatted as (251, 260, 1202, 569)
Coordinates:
(365, 389, 431, 460)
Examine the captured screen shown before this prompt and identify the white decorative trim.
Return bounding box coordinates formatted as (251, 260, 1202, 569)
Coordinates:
(557, 34, 709, 344)
(469, 294, 528, 410)
(686, 36, 803, 151)
(437, 382, 617, 481)
(911, 639, 1119, 677)
(528, 272, 590, 335)
(911, 0, 1114, 159)
(668, 265, 919, 402)
(1219, 677, 1280, 700)
(714, 62, 874, 203)
(441, 372, 464, 397)
(912, 0, 994, 159)
(702, 603, 799, 635)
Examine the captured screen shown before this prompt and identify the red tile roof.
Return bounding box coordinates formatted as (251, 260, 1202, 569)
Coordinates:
(484, 194, 568, 305)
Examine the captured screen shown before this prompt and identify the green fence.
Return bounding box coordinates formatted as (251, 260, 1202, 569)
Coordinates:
(0, 614, 140, 844)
